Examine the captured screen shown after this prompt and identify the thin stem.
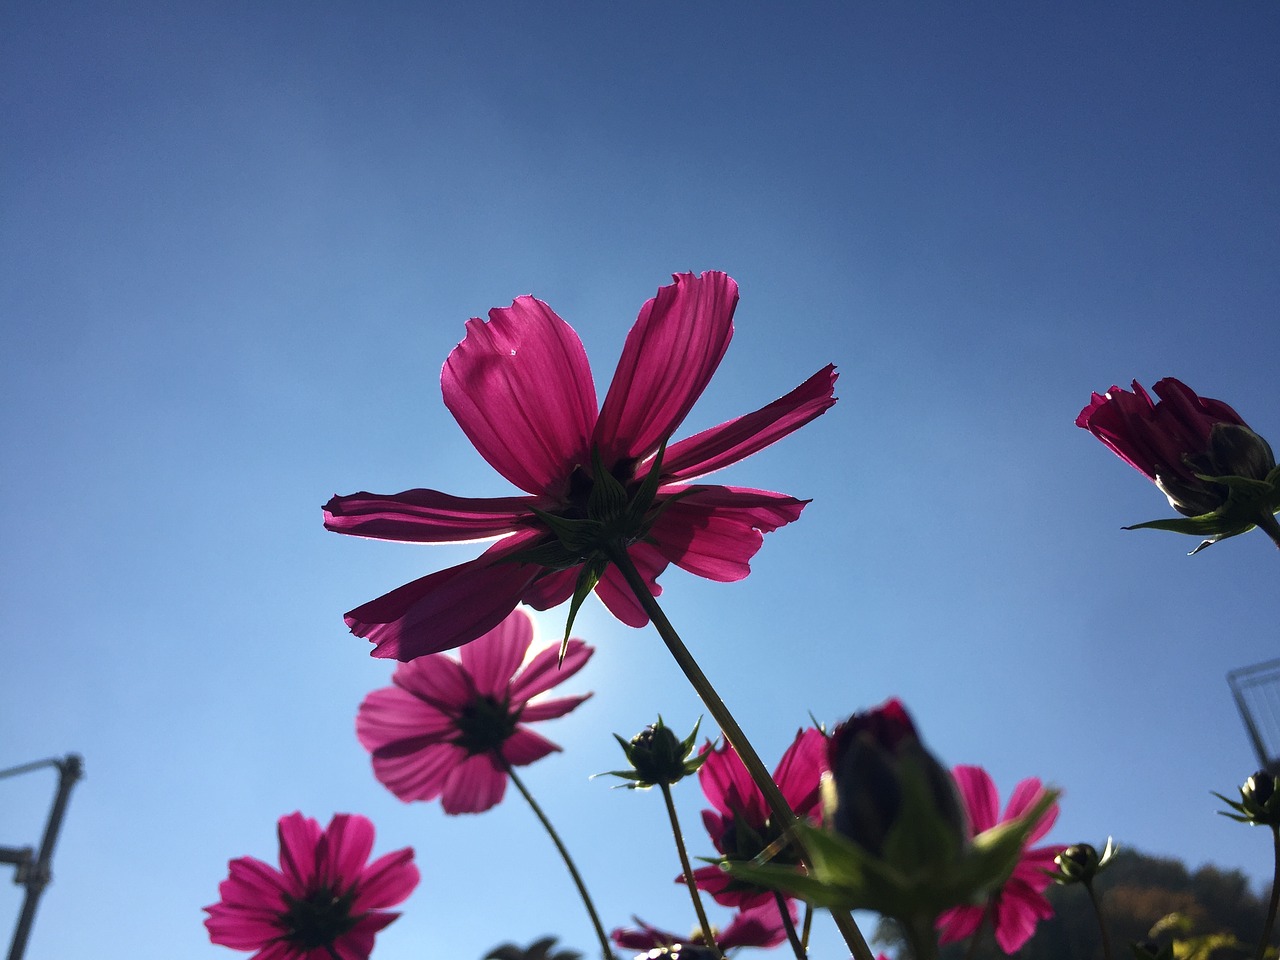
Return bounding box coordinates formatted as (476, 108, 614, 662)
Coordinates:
(1256, 824, 1280, 960)
(800, 902, 813, 951)
(505, 762, 615, 960)
(775, 892, 807, 960)
(659, 781, 723, 960)
(607, 546, 875, 960)
(1257, 511, 1280, 551)
(1084, 880, 1114, 960)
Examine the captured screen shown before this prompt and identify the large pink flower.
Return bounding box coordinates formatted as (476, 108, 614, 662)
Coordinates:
(935, 766, 1063, 955)
(325, 271, 837, 660)
(356, 608, 593, 814)
(611, 899, 796, 957)
(690, 728, 826, 909)
(204, 812, 418, 960)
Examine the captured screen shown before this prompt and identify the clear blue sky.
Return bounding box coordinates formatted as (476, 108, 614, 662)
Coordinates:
(2, 3, 1278, 959)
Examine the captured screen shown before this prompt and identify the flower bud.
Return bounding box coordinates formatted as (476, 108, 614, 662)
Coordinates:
(1215, 770, 1280, 827)
(1053, 838, 1117, 885)
(824, 699, 966, 860)
(603, 716, 706, 789)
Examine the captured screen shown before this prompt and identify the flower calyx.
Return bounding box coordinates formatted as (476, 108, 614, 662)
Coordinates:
(1052, 838, 1117, 885)
(1214, 770, 1280, 828)
(602, 716, 707, 789)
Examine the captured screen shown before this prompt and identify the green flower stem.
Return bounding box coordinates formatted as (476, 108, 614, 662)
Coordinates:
(1257, 824, 1280, 960)
(963, 898, 994, 960)
(505, 762, 615, 960)
(659, 780, 723, 960)
(800, 902, 813, 950)
(1084, 880, 1114, 960)
(1257, 511, 1280, 551)
(775, 891, 807, 960)
(903, 913, 940, 960)
(606, 546, 875, 960)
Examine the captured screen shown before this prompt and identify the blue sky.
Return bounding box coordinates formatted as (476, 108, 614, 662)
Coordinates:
(2, 3, 1278, 959)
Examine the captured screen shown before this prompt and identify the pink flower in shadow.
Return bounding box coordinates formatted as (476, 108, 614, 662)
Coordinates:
(936, 766, 1064, 954)
(325, 271, 837, 660)
(356, 608, 593, 814)
(612, 899, 797, 957)
(690, 728, 826, 909)
(204, 812, 417, 960)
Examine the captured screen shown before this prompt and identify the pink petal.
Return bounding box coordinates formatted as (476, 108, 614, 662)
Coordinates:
(648, 486, 807, 582)
(594, 271, 737, 467)
(353, 848, 418, 911)
(773, 729, 826, 820)
(203, 906, 283, 950)
(691, 863, 770, 909)
(343, 533, 542, 660)
(662, 365, 838, 481)
(460, 608, 533, 698)
(518, 693, 591, 722)
(612, 917, 681, 950)
(371, 740, 466, 802)
(592, 542, 667, 627)
(390, 653, 473, 710)
(321, 814, 374, 893)
(720, 898, 796, 949)
(276, 812, 322, 892)
(521, 568, 577, 610)
(508, 637, 594, 702)
(440, 752, 508, 814)
(322, 489, 535, 543)
(699, 741, 767, 826)
(1003, 777, 1059, 844)
(216, 856, 287, 909)
(442, 296, 597, 497)
(952, 765, 1000, 835)
(356, 687, 455, 754)
(993, 881, 1054, 953)
(501, 726, 561, 766)
(936, 903, 985, 945)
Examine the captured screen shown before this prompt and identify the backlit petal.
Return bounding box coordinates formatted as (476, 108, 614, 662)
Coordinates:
(440, 753, 508, 814)
(356, 688, 455, 755)
(323, 489, 534, 543)
(502, 726, 561, 766)
(519, 693, 591, 722)
(460, 608, 533, 698)
(952, 765, 999, 835)
(443, 297, 596, 496)
(649, 486, 807, 581)
(371, 739, 465, 802)
(595, 271, 736, 466)
(509, 637, 593, 702)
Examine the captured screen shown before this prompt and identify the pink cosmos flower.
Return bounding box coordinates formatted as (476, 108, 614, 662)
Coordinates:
(935, 766, 1064, 955)
(204, 812, 418, 960)
(325, 271, 837, 660)
(1076, 377, 1275, 518)
(690, 728, 826, 908)
(611, 899, 796, 957)
(356, 608, 593, 814)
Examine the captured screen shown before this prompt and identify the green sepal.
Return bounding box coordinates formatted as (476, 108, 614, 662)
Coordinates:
(1124, 467, 1280, 554)
(587, 446, 629, 524)
(527, 506, 604, 556)
(623, 440, 669, 534)
(559, 559, 605, 662)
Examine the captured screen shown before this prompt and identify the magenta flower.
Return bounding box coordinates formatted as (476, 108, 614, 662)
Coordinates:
(204, 812, 417, 960)
(325, 271, 837, 660)
(935, 766, 1063, 955)
(690, 728, 826, 908)
(1076, 377, 1280, 550)
(356, 608, 593, 814)
(611, 899, 796, 957)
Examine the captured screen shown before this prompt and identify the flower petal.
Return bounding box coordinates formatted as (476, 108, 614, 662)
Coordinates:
(502, 726, 561, 766)
(521, 568, 577, 611)
(371, 740, 466, 802)
(719, 898, 795, 949)
(699, 741, 767, 826)
(993, 880, 1054, 953)
(952, 765, 1000, 836)
(1003, 777, 1059, 844)
(353, 847, 418, 912)
(595, 271, 737, 466)
(509, 637, 594, 702)
(356, 687, 455, 754)
(390, 653, 472, 711)
(519, 693, 591, 722)
(343, 533, 543, 660)
(691, 863, 771, 909)
(440, 752, 508, 814)
(323, 489, 534, 543)
(648, 486, 808, 582)
(593, 542, 667, 627)
(662, 365, 838, 481)
(460, 608, 533, 698)
(322, 814, 375, 894)
(442, 296, 597, 497)
(936, 903, 984, 946)
(276, 812, 323, 893)
(773, 728, 826, 820)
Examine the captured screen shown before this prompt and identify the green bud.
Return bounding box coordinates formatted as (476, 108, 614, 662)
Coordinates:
(600, 716, 706, 789)
(1214, 770, 1280, 827)
(1053, 838, 1117, 885)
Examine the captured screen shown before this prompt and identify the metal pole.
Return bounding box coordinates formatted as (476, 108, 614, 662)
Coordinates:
(7, 754, 83, 960)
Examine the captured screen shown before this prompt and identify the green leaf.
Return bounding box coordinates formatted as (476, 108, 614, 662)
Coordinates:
(560, 560, 605, 660)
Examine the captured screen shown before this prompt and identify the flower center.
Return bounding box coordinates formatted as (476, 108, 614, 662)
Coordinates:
(280, 887, 358, 949)
(452, 695, 519, 755)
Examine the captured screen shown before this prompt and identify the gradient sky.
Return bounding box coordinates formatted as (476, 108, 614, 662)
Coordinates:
(3, 4, 1279, 959)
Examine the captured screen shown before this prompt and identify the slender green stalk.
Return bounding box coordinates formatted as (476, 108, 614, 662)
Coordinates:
(659, 781, 723, 960)
(800, 902, 813, 951)
(607, 546, 875, 960)
(774, 891, 807, 960)
(1256, 824, 1280, 960)
(505, 762, 615, 960)
(963, 898, 995, 960)
(903, 913, 940, 960)
(1084, 880, 1114, 960)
